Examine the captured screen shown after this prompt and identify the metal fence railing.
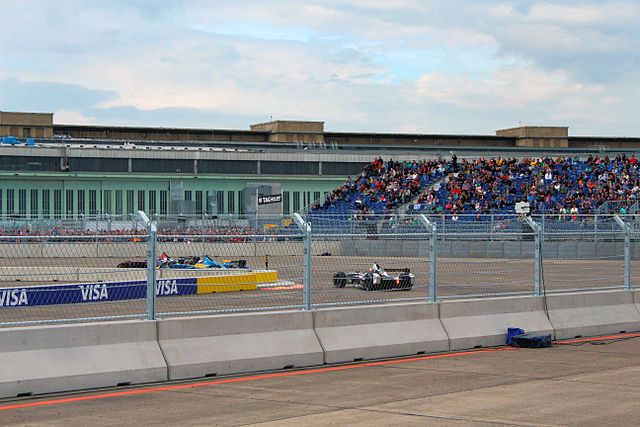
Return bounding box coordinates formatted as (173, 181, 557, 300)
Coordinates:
(1, 212, 639, 326)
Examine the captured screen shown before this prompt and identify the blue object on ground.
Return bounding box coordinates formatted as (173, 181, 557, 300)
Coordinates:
(507, 327, 525, 345)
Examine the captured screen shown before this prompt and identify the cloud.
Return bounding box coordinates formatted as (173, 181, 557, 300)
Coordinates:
(0, 1, 639, 137)
(486, 2, 640, 82)
(0, 78, 116, 112)
(0, 77, 263, 128)
(83, 105, 262, 129)
(54, 110, 96, 125)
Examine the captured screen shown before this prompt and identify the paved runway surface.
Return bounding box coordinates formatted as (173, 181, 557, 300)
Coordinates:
(2, 333, 640, 426)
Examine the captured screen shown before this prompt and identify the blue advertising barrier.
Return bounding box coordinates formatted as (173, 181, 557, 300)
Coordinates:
(0, 278, 198, 308)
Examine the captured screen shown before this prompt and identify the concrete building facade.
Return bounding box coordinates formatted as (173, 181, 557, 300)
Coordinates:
(0, 111, 54, 138)
(2, 111, 639, 149)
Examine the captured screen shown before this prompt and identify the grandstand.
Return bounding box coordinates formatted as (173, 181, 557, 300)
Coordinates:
(310, 155, 639, 217)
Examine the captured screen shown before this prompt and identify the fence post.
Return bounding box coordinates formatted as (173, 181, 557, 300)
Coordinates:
(293, 213, 312, 310)
(419, 214, 437, 302)
(138, 211, 157, 320)
(490, 213, 494, 241)
(201, 212, 206, 260)
(95, 214, 99, 257)
(614, 215, 631, 290)
(525, 216, 542, 296)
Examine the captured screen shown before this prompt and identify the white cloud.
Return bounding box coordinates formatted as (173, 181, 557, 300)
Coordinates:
(54, 110, 95, 125)
(0, 0, 639, 136)
(415, 66, 599, 109)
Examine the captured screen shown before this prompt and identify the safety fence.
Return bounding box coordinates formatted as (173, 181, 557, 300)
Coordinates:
(1, 212, 639, 326)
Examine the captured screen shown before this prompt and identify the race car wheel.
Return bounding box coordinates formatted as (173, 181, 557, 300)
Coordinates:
(333, 271, 347, 288)
(362, 274, 374, 291)
(400, 276, 413, 290)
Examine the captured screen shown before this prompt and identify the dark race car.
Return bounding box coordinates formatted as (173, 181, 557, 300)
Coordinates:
(333, 263, 414, 291)
(167, 255, 247, 269)
(117, 252, 175, 269)
(117, 253, 248, 269)
(116, 260, 147, 268)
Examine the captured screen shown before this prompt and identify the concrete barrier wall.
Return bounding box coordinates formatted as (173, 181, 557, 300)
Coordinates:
(157, 311, 324, 380)
(313, 303, 448, 364)
(340, 240, 425, 258)
(4, 292, 640, 398)
(339, 239, 634, 260)
(634, 290, 640, 316)
(438, 240, 536, 259)
(546, 291, 640, 339)
(438, 240, 629, 260)
(0, 241, 341, 258)
(0, 240, 637, 260)
(439, 296, 554, 350)
(0, 320, 167, 398)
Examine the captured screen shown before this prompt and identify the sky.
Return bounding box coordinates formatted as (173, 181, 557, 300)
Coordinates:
(0, 1, 638, 136)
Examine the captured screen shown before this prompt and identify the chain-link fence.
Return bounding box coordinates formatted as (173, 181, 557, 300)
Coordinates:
(1, 212, 640, 326)
(540, 215, 626, 293)
(0, 234, 149, 326)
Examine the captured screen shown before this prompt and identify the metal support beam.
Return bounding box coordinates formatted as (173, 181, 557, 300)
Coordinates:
(293, 213, 312, 310)
(419, 214, 437, 302)
(138, 210, 157, 320)
(614, 215, 631, 290)
(525, 216, 542, 296)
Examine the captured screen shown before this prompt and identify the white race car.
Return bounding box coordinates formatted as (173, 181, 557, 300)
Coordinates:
(332, 264, 414, 291)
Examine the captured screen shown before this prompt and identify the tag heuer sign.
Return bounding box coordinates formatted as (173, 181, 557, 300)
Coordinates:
(258, 194, 282, 205)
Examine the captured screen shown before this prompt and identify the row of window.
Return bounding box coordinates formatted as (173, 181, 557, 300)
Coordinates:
(0, 157, 368, 176)
(0, 189, 326, 219)
(4, 127, 46, 138)
(0, 188, 168, 219)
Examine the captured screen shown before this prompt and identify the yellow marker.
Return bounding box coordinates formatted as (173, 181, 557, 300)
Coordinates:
(196, 271, 277, 294)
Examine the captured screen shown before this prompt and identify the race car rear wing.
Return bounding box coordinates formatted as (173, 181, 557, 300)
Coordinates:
(383, 268, 411, 274)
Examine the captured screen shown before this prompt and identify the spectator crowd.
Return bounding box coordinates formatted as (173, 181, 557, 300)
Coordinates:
(0, 223, 298, 241)
(310, 157, 449, 217)
(312, 154, 640, 218)
(1, 154, 639, 239)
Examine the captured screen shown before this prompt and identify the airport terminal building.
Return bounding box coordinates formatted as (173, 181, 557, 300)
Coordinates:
(1, 110, 640, 220)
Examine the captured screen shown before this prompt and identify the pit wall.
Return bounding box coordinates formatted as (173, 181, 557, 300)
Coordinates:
(1, 239, 638, 260)
(2, 290, 640, 398)
(341, 239, 639, 260)
(0, 241, 317, 258)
